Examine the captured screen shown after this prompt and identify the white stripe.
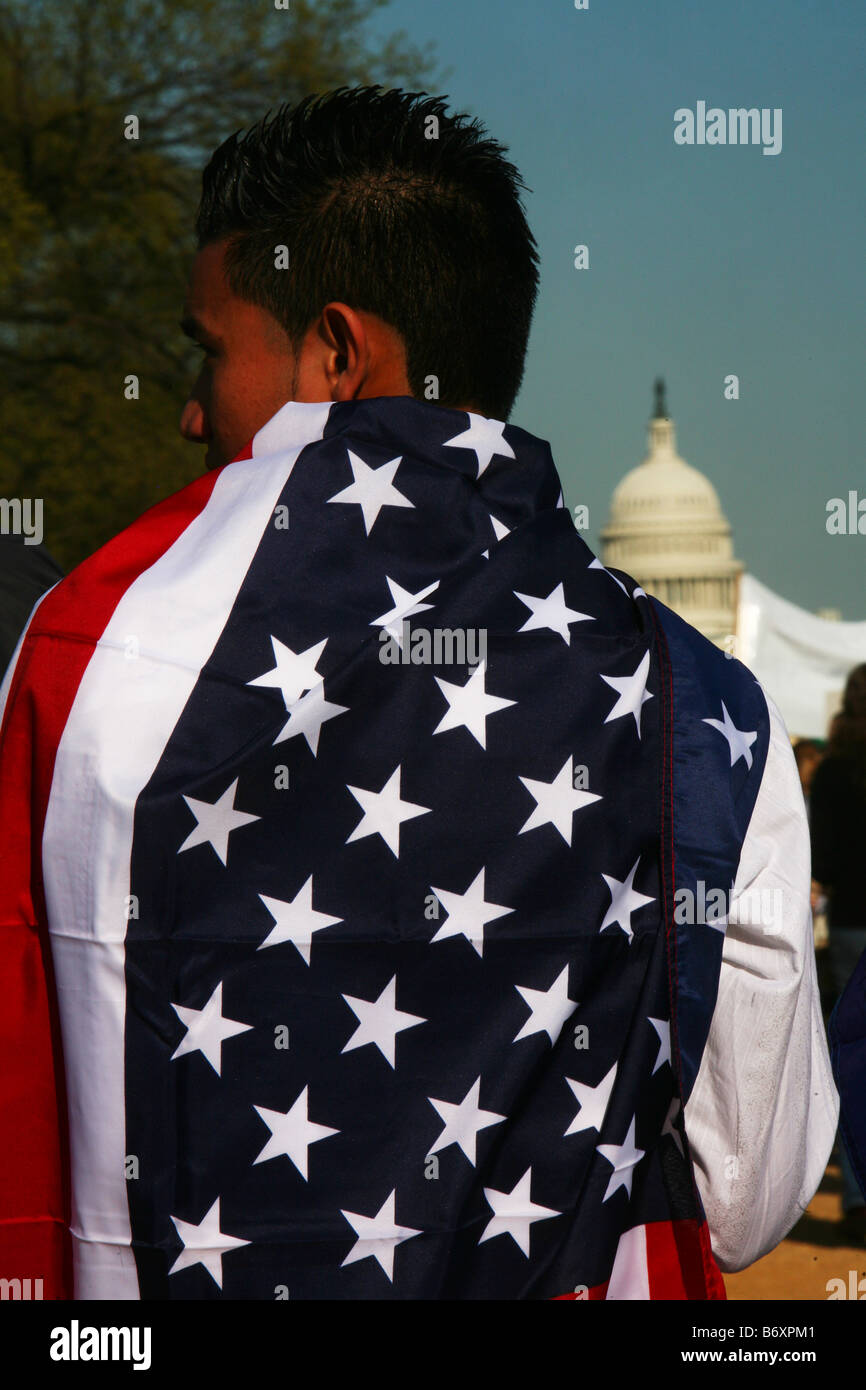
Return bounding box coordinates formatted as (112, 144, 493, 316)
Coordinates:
(605, 1222, 650, 1299)
(41, 402, 332, 1298)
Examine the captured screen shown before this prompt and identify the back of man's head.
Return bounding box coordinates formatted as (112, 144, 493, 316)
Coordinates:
(195, 86, 539, 421)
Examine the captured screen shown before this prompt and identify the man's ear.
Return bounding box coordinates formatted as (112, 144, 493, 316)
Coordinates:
(318, 303, 370, 399)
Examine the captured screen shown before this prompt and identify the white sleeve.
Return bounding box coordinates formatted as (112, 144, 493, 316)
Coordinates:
(682, 689, 839, 1273)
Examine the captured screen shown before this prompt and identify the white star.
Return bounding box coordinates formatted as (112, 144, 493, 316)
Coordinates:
(513, 965, 578, 1045)
(371, 576, 439, 647)
(427, 1077, 506, 1165)
(514, 582, 593, 645)
(597, 1116, 645, 1202)
(433, 660, 516, 749)
(170, 981, 253, 1076)
(599, 858, 655, 943)
(247, 635, 327, 707)
(274, 681, 348, 753)
(518, 755, 602, 845)
(564, 1062, 618, 1136)
(257, 877, 343, 963)
(601, 650, 653, 738)
(327, 451, 414, 535)
(340, 1190, 422, 1282)
(703, 701, 757, 770)
(662, 1096, 685, 1156)
(479, 1168, 561, 1256)
(429, 868, 514, 957)
(443, 413, 515, 477)
(482, 514, 511, 559)
(648, 1016, 671, 1074)
(346, 765, 431, 857)
(341, 975, 426, 1068)
(169, 1198, 250, 1289)
(588, 556, 629, 596)
(252, 1086, 339, 1178)
(178, 778, 260, 866)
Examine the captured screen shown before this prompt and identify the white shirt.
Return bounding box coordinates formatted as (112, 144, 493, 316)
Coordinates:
(684, 689, 839, 1272)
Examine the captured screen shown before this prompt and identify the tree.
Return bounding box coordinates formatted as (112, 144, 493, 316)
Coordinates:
(0, 0, 439, 566)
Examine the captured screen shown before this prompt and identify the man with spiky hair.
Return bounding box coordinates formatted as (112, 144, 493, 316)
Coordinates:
(0, 87, 836, 1301)
(180, 86, 537, 467)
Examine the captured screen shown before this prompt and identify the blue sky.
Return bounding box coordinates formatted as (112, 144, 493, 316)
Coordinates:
(370, 0, 866, 616)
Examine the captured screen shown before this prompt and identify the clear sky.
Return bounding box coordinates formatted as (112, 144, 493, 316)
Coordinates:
(371, 0, 866, 617)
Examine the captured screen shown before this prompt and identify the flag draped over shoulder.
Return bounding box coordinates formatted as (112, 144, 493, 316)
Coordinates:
(0, 395, 772, 1299)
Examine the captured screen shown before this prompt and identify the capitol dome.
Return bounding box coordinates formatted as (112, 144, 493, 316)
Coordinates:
(600, 381, 743, 644)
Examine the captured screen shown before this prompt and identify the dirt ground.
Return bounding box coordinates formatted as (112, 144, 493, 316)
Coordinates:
(723, 1153, 866, 1301)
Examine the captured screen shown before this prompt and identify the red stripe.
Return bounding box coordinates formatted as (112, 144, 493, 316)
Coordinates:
(646, 1218, 726, 1299)
(552, 1218, 726, 1300)
(0, 466, 221, 1298)
(696, 1215, 727, 1299)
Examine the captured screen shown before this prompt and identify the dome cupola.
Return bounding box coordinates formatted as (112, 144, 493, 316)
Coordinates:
(600, 381, 742, 644)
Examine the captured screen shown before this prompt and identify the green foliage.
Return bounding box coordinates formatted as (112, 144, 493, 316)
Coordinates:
(0, 0, 438, 568)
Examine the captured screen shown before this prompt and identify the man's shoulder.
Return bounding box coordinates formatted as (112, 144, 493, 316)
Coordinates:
(640, 593, 777, 867)
(646, 593, 769, 723)
(25, 465, 234, 648)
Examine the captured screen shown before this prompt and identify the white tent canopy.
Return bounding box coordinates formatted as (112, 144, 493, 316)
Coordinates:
(736, 573, 866, 739)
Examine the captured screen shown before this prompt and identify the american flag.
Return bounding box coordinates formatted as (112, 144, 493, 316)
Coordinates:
(0, 395, 770, 1299)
